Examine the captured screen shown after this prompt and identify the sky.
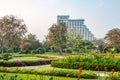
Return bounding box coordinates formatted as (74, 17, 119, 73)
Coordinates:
(0, 0, 120, 41)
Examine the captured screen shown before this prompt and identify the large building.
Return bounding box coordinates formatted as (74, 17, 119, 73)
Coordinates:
(57, 15, 96, 41)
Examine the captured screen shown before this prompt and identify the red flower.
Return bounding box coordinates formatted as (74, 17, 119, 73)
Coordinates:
(78, 74, 81, 79)
(104, 67, 107, 72)
(95, 65, 99, 70)
(111, 69, 115, 73)
(66, 74, 69, 78)
(78, 67, 83, 73)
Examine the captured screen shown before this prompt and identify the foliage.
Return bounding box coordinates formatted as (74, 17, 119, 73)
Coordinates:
(0, 67, 97, 79)
(0, 15, 27, 53)
(19, 40, 42, 53)
(92, 39, 105, 53)
(51, 55, 120, 71)
(0, 72, 96, 80)
(1, 53, 13, 61)
(45, 23, 67, 54)
(73, 34, 83, 52)
(31, 47, 45, 54)
(104, 28, 120, 52)
(108, 47, 117, 54)
(24, 33, 37, 41)
(0, 59, 52, 67)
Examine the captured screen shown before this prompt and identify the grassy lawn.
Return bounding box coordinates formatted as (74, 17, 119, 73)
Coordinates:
(9, 57, 40, 61)
(0, 72, 96, 80)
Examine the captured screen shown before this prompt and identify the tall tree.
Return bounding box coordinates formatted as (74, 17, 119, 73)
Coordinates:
(0, 15, 27, 53)
(104, 28, 120, 51)
(0, 19, 7, 53)
(46, 23, 67, 54)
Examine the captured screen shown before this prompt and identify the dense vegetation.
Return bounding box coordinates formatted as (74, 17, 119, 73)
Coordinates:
(51, 53, 120, 71)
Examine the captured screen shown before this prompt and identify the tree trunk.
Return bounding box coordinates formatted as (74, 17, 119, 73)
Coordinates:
(0, 40, 4, 54)
(59, 47, 62, 55)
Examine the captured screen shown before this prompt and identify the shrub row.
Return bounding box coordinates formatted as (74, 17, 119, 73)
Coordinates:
(51, 61, 120, 71)
(0, 60, 52, 67)
(0, 67, 98, 79)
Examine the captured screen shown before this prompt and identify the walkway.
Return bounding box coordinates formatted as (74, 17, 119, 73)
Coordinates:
(9, 64, 51, 69)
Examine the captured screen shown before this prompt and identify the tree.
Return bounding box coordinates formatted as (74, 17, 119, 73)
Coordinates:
(82, 40, 93, 53)
(0, 15, 27, 53)
(73, 34, 83, 52)
(45, 23, 67, 54)
(104, 28, 120, 52)
(92, 39, 105, 53)
(24, 33, 37, 40)
(19, 40, 41, 52)
(0, 19, 7, 53)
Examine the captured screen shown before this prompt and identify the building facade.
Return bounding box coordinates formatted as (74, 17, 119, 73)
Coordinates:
(57, 15, 96, 41)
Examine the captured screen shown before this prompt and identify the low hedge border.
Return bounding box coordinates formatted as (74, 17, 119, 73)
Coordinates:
(0, 59, 53, 67)
(0, 67, 98, 79)
(51, 61, 120, 71)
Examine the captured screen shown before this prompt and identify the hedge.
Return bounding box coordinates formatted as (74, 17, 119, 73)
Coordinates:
(51, 61, 120, 71)
(0, 67, 98, 79)
(0, 60, 52, 67)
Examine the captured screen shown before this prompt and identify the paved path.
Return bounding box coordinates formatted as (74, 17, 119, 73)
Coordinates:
(96, 72, 109, 77)
(9, 64, 51, 69)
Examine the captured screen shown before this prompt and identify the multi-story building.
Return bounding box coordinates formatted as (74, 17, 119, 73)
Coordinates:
(57, 15, 96, 41)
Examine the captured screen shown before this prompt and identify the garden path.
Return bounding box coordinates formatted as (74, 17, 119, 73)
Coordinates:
(96, 72, 109, 77)
(9, 64, 51, 69)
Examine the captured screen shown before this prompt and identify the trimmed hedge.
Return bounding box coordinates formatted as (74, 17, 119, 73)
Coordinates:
(51, 61, 120, 71)
(0, 67, 98, 79)
(0, 60, 51, 67)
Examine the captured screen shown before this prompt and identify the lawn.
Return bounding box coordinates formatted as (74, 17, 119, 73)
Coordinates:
(9, 57, 40, 61)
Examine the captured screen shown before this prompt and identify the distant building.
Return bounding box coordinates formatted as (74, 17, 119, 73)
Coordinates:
(57, 15, 96, 41)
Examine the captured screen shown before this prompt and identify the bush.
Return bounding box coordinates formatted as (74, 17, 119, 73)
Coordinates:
(1, 53, 13, 61)
(0, 67, 98, 79)
(31, 48, 45, 54)
(0, 59, 52, 67)
(51, 60, 120, 71)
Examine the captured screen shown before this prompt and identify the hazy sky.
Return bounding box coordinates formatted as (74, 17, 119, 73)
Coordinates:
(0, 0, 120, 41)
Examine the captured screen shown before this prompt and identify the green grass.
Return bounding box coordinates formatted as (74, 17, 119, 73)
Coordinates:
(0, 72, 96, 80)
(9, 57, 40, 61)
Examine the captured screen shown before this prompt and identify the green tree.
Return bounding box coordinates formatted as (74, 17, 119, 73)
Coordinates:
(92, 39, 105, 53)
(0, 15, 27, 53)
(46, 23, 67, 54)
(24, 33, 37, 40)
(104, 28, 120, 52)
(73, 34, 83, 52)
(82, 40, 93, 53)
(65, 32, 76, 53)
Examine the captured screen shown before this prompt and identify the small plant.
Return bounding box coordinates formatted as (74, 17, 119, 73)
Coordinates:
(78, 67, 83, 80)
